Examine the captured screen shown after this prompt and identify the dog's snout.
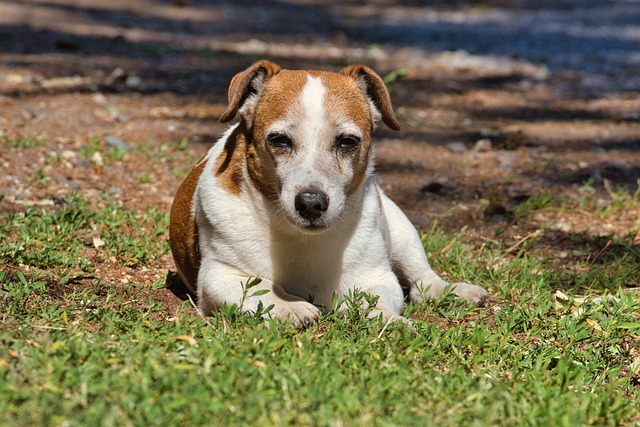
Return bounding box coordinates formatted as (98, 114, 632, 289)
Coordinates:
(295, 191, 329, 221)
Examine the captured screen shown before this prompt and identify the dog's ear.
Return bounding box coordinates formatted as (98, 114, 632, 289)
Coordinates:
(219, 60, 281, 123)
(340, 65, 400, 131)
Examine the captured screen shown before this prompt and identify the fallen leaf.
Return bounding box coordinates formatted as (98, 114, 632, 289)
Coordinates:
(92, 234, 105, 248)
(174, 335, 197, 345)
(252, 360, 266, 368)
(585, 318, 602, 331)
(553, 290, 570, 308)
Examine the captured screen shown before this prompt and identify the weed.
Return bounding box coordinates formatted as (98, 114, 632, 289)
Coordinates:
(135, 171, 154, 184)
(175, 137, 189, 151)
(172, 166, 191, 179)
(79, 137, 127, 164)
(515, 193, 554, 219)
(383, 68, 409, 92)
(2, 136, 42, 148)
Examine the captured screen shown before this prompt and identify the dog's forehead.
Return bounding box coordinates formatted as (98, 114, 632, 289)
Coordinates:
(257, 70, 371, 130)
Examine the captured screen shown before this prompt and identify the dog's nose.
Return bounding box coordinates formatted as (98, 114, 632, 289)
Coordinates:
(295, 191, 329, 221)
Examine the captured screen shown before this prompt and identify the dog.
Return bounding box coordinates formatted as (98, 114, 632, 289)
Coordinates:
(169, 60, 487, 326)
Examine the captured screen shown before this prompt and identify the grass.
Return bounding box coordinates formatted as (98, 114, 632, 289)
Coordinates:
(2, 136, 43, 148)
(1, 194, 639, 426)
(0, 194, 168, 270)
(79, 137, 128, 165)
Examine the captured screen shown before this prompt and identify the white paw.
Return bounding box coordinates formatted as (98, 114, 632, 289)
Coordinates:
(449, 282, 488, 306)
(367, 308, 414, 329)
(269, 300, 321, 327)
(410, 281, 488, 306)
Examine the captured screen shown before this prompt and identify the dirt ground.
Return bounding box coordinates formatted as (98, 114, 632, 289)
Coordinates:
(1, 0, 639, 311)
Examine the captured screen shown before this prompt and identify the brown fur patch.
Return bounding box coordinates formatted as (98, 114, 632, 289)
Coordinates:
(169, 158, 206, 290)
(252, 70, 308, 133)
(245, 136, 280, 198)
(246, 70, 308, 198)
(214, 125, 245, 195)
(314, 71, 375, 196)
(345, 137, 372, 196)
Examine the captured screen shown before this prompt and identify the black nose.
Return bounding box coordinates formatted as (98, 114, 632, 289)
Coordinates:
(295, 191, 329, 221)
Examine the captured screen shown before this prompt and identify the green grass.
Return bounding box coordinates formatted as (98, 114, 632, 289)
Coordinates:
(2, 136, 43, 148)
(79, 137, 128, 164)
(1, 196, 639, 426)
(0, 194, 168, 271)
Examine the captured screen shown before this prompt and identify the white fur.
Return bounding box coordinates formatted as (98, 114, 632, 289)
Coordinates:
(190, 74, 487, 326)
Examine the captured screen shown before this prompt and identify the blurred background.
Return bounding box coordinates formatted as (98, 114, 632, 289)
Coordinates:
(1, 0, 639, 254)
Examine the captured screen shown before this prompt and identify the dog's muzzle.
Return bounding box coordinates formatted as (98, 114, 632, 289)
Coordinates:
(294, 190, 329, 222)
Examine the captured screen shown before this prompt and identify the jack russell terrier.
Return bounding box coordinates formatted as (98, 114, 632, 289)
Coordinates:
(169, 60, 487, 326)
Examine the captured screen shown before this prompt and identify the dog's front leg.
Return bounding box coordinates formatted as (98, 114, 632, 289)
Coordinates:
(197, 261, 321, 327)
(363, 278, 410, 324)
(380, 193, 488, 306)
(336, 271, 408, 324)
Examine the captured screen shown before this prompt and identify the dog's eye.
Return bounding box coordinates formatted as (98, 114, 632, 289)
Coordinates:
(336, 135, 361, 150)
(267, 134, 293, 149)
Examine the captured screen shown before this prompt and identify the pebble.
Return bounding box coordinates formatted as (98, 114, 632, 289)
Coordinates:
(74, 158, 91, 168)
(446, 141, 467, 153)
(60, 150, 77, 160)
(126, 76, 142, 88)
(105, 134, 129, 151)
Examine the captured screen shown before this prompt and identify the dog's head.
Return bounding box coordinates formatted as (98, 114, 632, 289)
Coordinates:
(220, 60, 399, 233)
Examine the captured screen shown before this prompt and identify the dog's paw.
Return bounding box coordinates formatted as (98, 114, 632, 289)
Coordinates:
(367, 308, 414, 329)
(450, 282, 488, 307)
(269, 301, 321, 328)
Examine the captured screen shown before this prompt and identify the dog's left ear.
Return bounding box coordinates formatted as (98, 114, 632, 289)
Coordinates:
(219, 60, 281, 123)
(340, 65, 400, 131)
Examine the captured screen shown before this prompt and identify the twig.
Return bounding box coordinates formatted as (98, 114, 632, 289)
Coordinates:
(504, 229, 543, 255)
(590, 239, 612, 266)
(31, 325, 67, 330)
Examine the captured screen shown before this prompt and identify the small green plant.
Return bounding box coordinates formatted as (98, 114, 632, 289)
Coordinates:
(79, 137, 127, 164)
(2, 136, 42, 148)
(599, 178, 640, 214)
(515, 192, 554, 219)
(382, 68, 409, 92)
(135, 171, 154, 184)
(172, 166, 191, 179)
(239, 277, 274, 319)
(175, 137, 189, 151)
(27, 168, 47, 186)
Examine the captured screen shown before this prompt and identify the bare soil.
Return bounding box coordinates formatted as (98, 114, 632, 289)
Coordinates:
(1, 0, 639, 314)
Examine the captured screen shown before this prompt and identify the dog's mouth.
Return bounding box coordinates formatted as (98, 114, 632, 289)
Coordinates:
(291, 217, 331, 234)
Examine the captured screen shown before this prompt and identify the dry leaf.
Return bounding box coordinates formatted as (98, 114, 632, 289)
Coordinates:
(174, 335, 197, 345)
(553, 290, 570, 308)
(585, 318, 602, 331)
(92, 234, 105, 248)
(252, 360, 266, 368)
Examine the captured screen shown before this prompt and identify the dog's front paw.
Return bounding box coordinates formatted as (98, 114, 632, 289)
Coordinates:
(449, 282, 488, 307)
(368, 308, 414, 328)
(269, 301, 321, 328)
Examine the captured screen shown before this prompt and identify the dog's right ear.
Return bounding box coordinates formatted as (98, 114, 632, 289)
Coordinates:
(219, 60, 281, 123)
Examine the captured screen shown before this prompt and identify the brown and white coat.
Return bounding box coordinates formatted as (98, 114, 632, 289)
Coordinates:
(170, 60, 487, 326)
